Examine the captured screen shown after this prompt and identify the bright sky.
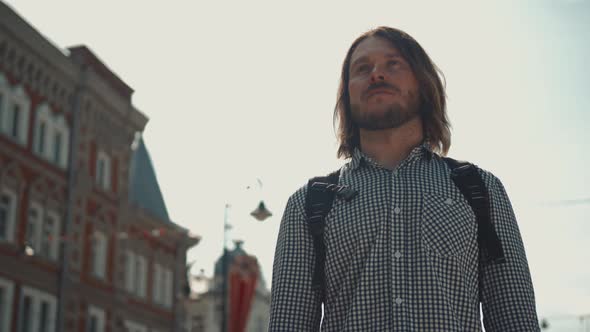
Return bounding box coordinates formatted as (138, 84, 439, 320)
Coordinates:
(6, 0, 589, 329)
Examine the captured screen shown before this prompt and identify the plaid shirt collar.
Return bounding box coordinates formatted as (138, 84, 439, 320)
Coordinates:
(348, 140, 434, 171)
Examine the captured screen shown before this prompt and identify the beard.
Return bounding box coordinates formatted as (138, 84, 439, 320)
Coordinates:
(350, 93, 421, 131)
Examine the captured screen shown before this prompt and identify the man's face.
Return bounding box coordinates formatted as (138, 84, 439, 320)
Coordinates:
(348, 36, 421, 131)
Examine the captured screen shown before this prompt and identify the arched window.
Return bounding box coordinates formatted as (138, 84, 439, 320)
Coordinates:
(0, 83, 31, 146)
(53, 115, 69, 168)
(33, 103, 70, 169)
(33, 103, 51, 157)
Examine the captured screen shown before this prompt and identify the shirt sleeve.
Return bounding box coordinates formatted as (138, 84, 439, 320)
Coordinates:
(269, 189, 323, 331)
(480, 174, 540, 331)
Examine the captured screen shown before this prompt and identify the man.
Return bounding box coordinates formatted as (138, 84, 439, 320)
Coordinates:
(269, 26, 539, 331)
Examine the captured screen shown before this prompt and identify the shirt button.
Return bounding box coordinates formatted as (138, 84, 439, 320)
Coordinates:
(444, 198, 454, 205)
(392, 170, 398, 177)
(395, 297, 403, 305)
(394, 251, 402, 259)
(394, 207, 401, 214)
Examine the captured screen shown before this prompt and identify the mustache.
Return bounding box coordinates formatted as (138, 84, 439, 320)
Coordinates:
(364, 82, 400, 97)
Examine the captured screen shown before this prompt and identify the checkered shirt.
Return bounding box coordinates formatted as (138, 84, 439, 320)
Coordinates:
(269, 143, 539, 331)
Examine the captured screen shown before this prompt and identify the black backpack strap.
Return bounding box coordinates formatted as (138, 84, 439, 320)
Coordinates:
(305, 169, 358, 298)
(443, 157, 506, 265)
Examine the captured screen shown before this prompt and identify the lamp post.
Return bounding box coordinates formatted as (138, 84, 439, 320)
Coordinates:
(220, 183, 272, 332)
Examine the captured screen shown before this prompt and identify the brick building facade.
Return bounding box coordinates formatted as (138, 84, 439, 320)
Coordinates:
(0, 3, 199, 331)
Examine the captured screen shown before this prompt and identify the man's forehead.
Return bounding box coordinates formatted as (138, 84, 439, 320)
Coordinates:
(350, 36, 401, 63)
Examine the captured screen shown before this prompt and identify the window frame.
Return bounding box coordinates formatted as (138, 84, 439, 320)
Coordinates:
(44, 210, 61, 260)
(90, 231, 108, 279)
(18, 286, 56, 332)
(0, 187, 17, 243)
(95, 151, 111, 191)
(5, 85, 30, 146)
(33, 103, 70, 169)
(152, 263, 162, 305)
(125, 250, 136, 294)
(124, 320, 147, 332)
(87, 305, 105, 332)
(25, 201, 43, 253)
(0, 277, 15, 332)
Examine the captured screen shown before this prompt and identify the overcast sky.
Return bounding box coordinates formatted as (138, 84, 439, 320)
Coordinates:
(5, 0, 589, 329)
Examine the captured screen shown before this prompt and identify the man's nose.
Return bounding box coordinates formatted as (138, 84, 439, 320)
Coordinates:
(369, 65, 386, 83)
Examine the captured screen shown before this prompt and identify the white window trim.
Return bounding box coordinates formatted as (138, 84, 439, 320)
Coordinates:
(124, 320, 147, 332)
(45, 210, 61, 260)
(152, 263, 162, 305)
(126, 251, 148, 299)
(33, 104, 52, 159)
(53, 116, 69, 169)
(136, 255, 147, 299)
(91, 231, 108, 279)
(3, 85, 31, 145)
(125, 250, 136, 293)
(26, 203, 61, 261)
(19, 286, 57, 332)
(164, 268, 173, 308)
(152, 264, 173, 308)
(0, 187, 17, 243)
(26, 201, 43, 253)
(87, 305, 105, 332)
(33, 104, 70, 169)
(96, 151, 111, 191)
(0, 276, 15, 332)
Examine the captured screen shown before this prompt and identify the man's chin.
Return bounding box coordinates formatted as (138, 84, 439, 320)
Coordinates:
(353, 108, 419, 131)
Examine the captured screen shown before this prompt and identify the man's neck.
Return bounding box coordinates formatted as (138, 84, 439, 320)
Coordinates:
(359, 117, 424, 170)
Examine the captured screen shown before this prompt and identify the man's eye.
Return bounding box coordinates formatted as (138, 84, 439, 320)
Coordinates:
(355, 64, 371, 73)
(388, 60, 399, 67)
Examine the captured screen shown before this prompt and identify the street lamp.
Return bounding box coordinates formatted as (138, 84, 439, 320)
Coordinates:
(220, 183, 272, 332)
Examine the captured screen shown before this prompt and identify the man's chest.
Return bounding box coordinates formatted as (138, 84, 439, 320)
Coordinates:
(323, 171, 478, 259)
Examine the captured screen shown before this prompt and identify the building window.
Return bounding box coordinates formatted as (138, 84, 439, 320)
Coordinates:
(10, 104, 20, 139)
(90, 231, 108, 279)
(164, 269, 173, 308)
(36, 121, 46, 155)
(43, 211, 60, 260)
(124, 320, 147, 332)
(87, 305, 105, 332)
(152, 263, 162, 305)
(0, 85, 30, 146)
(19, 294, 32, 332)
(26, 202, 42, 252)
(96, 151, 111, 191)
(53, 132, 62, 164)
(25, 203, 60, 261)
(0, 277, 15, 332)
(0, 188, 17, 243)
(18, 287, 56, 332)
(125, 251, 136, 293)
(33, 104, 69, 169)
(53, 116, 69, 169)
(136, 255, 147, 298)
(38, 300, 50, 332)
(125, 251, 147, 299)
(152, 264, 173, 308)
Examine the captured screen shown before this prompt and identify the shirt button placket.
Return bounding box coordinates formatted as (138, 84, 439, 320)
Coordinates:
(391, 168, 405, 328)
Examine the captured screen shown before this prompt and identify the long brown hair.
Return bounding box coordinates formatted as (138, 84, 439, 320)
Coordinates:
(335, 26, 451, 158)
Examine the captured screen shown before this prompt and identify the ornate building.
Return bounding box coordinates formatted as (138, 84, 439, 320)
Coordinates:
(0, 3, 199, 331)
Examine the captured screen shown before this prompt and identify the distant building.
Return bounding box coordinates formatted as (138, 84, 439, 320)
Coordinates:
(185, 241, 270, 332)
(0, 3, 199, 332)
